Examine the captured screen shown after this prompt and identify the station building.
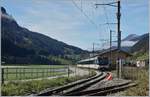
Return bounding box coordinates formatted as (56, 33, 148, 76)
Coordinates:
(96, 48, 132, 69)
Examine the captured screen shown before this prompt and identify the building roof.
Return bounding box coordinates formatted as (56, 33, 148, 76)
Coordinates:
(97, 48, 132, 56)
(78, 47, 132, 63)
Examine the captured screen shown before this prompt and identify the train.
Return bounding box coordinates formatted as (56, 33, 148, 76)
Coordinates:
(77, 56, 110, 70)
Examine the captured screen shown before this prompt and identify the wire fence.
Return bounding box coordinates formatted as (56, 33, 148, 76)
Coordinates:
(122, 66, 148, 80)
(1, 65, 70, 84)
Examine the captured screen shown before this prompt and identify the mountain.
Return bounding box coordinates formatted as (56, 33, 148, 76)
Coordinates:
(131, 33, 149, 53)
(102, 34, 140, 49)
(1, 7, 88, 64)
(96, 33, 148, 54)
(119, 34, 139, 47)
(122, 34, 140, 41)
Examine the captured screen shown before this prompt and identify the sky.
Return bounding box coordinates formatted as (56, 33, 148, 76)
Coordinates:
(2, 0, 149, 50)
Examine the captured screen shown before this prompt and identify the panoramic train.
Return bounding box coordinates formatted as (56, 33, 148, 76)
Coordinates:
(77, 56, 110, 70)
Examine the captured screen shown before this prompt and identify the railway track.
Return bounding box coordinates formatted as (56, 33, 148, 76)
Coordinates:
(34, 71, 106, 96)
(64, 79, 136, 96)
(33, 71, 136, 96)
(89, 82, 136, 96)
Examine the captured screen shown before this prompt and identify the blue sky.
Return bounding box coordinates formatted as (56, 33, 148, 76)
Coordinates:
(2, 0, 148, 50)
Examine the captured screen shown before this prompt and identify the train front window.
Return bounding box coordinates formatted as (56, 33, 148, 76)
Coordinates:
(98, 57, 109, 65)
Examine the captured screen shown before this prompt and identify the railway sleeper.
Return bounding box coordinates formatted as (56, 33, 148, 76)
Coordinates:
(65, 80, 133, 96)
(62, 72, 107, 96)
(35, 71, 102, 96)
(89, 82, 137, 96)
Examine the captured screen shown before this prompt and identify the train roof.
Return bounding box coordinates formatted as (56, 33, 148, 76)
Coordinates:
(78, 56, 98, 63)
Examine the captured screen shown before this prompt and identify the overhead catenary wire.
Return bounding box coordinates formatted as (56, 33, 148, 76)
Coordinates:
(72, 0, 120, 51)
(102, 1, 111, 31)
(72, 0, 104, 51)
(95, 0, 119, 50)
(96, 0, 114, 49)
(71, 0, 99, 29)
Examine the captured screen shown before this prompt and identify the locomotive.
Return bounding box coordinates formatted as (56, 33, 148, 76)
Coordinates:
(77, 56, 110, 70)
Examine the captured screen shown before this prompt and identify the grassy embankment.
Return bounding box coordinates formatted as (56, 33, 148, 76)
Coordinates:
(121, 52, 149, 96)
(2, 66, 96, 96)
(121, 67, 149, 96)
(111, 52, 149, 95)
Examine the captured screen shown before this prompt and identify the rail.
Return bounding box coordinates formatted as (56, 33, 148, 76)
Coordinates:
(65, 80, 136, 96)
(35, 71, 105, 96)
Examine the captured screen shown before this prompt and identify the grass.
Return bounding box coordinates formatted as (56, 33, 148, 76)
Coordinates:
(2, 65, 68, 81)
(2, 72, 96, 96)
(121, 67, 149, 96)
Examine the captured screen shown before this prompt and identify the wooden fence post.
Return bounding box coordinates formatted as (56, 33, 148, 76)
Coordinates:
(68, 65, 69, 78)
(2, 68, 4, 84)
(29, 68, 32, 79)
(19, 68, 21, 80)
(52, 66, 54, 76)
(35, 68, 38, 78)
(47, 68, 48, 77)
(6, 67, 8, 80)
(16, 68, 17, 80)
(23, 68, 26, 79)
(43, 68, 44, 78)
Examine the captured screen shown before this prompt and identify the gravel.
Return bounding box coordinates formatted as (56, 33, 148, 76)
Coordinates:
(84, 78, 131, 91)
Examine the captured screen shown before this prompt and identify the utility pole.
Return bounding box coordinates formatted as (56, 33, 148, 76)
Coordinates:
(93, 43, 94, 57)
(110, 30, 112, 66)
(117, 0, 121, 78)
(110, 30, 116, 71)
(117, 1, 121, 50)
(92, 43, 101, 57)
(95, 0, 121, 78)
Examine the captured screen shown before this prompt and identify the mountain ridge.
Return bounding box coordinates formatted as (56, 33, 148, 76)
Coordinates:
(131, 33, 149, 53)
(1, 7, 88, 64)
(122, 34, 140, 41)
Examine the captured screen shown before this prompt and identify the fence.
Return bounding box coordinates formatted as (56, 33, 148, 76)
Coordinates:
(122, 66, 148, 80)
(1, 65, 69, 84)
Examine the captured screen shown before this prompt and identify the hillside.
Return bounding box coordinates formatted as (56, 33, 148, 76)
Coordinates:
(1, 7, 88, 64)
(130, 33, 149, 60)
(95, 33, 149, 56)
(131, 33, 149, 53)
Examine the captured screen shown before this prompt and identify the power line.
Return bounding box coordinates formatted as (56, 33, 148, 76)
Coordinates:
(71, 0, 99, 29)
(102, 1, 111, 31)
